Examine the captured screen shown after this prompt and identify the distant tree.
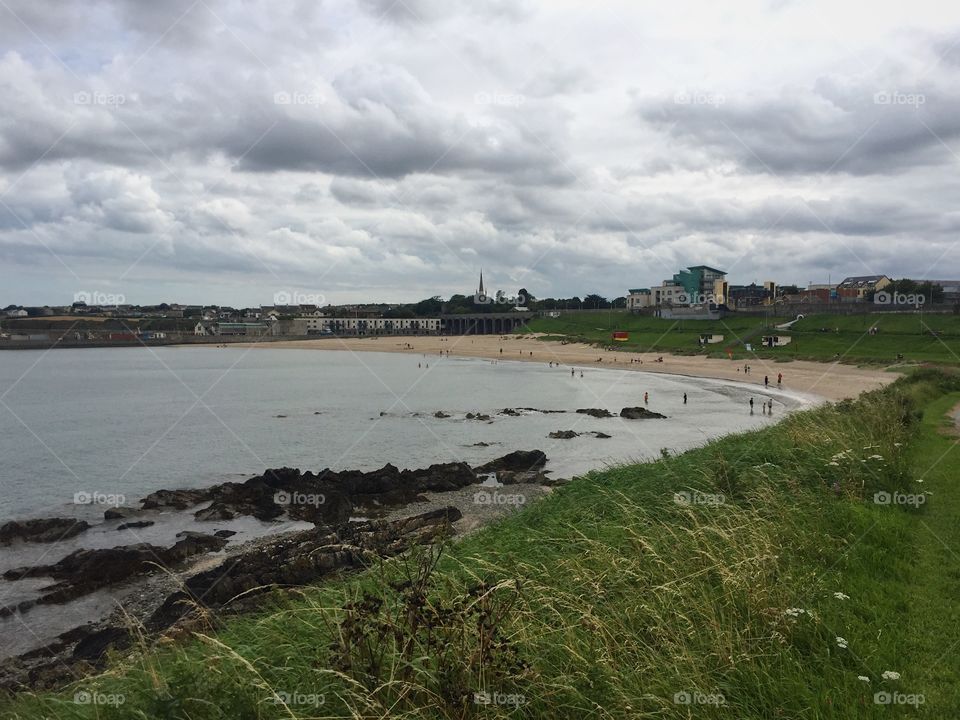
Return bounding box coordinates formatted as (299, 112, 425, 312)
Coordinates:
(611, 296, 627, 308)
(412, 296, 443, 316)
(584, 294, 607, 309)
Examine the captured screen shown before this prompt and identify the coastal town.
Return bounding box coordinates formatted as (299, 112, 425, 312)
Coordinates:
(1, 268, 956, 347)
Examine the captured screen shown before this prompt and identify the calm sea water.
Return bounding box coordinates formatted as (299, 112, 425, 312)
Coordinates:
(0, 346, 818, 522)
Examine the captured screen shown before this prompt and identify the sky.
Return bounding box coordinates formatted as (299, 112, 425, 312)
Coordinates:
(1, 0, 959, 307)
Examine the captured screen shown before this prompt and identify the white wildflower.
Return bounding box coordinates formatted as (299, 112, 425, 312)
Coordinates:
(868, 454, 884, 460)
(857, 676, 870, 683)
(833, 592, 850, 600)
(836, 636, 849, 649)
(784, 608, 806, 617)
(881, 671, 901, 681)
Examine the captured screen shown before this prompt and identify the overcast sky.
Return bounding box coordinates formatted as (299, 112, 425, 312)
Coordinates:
(1, 0, 959, 307)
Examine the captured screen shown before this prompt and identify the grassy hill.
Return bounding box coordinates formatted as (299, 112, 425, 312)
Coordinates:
(4, 369, 960, 718)
(523, 310, 960, 364)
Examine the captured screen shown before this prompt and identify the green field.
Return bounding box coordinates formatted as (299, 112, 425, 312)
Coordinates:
(523, 310, 960, 364)
(5, 369, 960, 718)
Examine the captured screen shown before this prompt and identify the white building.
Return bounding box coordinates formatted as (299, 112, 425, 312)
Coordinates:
(305, 317, 441, 335)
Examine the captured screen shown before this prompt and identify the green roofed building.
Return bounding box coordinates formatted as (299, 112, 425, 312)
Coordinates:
(672, 265, 727, 303)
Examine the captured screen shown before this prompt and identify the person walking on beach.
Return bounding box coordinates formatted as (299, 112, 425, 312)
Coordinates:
(683, 393, 687, 405)
(764, 375, 769, 388)
(571, 368, 575, 377)
(777, 372, 782, 386)
(749, 397, 754, 414)
(768, 399, 773, 414)
(644, 391, 649, 405)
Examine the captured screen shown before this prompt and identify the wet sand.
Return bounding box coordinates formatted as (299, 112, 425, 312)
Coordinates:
(232, 334, 895, 402)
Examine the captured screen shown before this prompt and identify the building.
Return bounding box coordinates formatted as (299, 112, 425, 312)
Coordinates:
(626, 288, 653, 310)
(928, 281, 960, 303)
(305, 317, 442, 336)
(671, 265, 727, 303)
(728, 283, 774, 308)
(837, 275, 891, 301)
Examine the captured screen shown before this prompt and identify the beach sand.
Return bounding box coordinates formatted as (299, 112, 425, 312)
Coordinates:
(233, 333, 896, 402)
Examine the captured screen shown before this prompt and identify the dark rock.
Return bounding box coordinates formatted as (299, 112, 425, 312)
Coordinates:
(148, 507, 462, 632)
(620, 407, 667, 420)
(593, 432, 612, 439)
(465, 412, 491, 421)
(0, 518, 90, 545)
(104, 507, 144, 521)
(474, 450, 547, 474)
(496, 470, 551, 485)
(499, 408, 522, 416)
(3, 533, 229, 606)
(116, 521, 154, 531)
(434, 411, 450, 418)
(548, 430, 579, 439)
(71, 627, 131, 662)
(140, 488, 211, 511)
(576, 408, 615, 418)
(214, 530, 237, 538)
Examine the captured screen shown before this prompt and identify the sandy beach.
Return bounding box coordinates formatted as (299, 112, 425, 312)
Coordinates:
(234, 333, 896, 402)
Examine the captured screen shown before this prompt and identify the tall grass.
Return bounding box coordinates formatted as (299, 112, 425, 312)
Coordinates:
(4, 370, 959, 718)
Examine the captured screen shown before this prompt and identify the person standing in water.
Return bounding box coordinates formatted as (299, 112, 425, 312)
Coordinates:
(683, 393, 687, 404)
(749, 397, 754, 414)
(644, 391, 649, 405)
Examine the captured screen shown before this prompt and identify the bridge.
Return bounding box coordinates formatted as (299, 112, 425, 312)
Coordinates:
(441, 312, 534, 335)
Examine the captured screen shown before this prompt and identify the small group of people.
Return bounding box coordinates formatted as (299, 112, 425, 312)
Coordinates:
(749, 397, 774, 415)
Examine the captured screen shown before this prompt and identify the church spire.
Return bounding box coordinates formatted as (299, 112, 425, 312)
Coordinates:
(478, 268, 485, 296)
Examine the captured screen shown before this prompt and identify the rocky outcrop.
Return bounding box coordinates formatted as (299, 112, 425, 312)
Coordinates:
(116, 520, 154, 531)
(620, 407, 667, 420)
(576, 408, 616, 418)
(548, 430, 579, 439)
(0, 518, 90, 545)
(474, 450, 547, 474)
(148, 507, 462, 631)
(3, 532, 229, 606)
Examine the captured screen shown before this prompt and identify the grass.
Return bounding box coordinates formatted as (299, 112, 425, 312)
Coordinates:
(4, 370, 960, 718)
(523, 310, 960, 364)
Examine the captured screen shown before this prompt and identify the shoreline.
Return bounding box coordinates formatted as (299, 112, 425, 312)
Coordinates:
(224, 333, 896, 402)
